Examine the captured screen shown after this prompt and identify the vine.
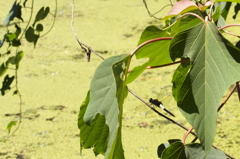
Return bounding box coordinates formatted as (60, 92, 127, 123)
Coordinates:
(0, 0, 57, 141)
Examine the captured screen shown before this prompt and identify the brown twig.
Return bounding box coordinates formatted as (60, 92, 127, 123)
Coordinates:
(236, 82, 240, 101)
(71, 0, 105, 61)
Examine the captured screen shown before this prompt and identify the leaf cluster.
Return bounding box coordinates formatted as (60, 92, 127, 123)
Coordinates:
(78, 0, 240, 159)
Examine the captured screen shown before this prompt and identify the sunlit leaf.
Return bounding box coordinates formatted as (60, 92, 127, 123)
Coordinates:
(0, 63, 8, 77)
(4, 1, 23, 26)
(80, 54, 129, 158)
(7, 121, 18, 134)
(7, 51, 24, 68)
(170, 21, 240, 156)
(161, 0, 198, 21)
(127, 16, 201, 84)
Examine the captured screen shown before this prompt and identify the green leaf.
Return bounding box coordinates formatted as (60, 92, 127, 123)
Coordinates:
(0, 75, 15, 96)
(7, 51, 24, 68)
(5, 33, 17, 42)
(36, 24, 44, 32)
(127, 16, 202, 84)
(80, 54, 130, 158)
(7, 120, 18, 134)
(170, 22, 240, 156)
(4, 1, 23, 26)
(78, 92, 108, 156)
(126, 26, 173, 84)
(0, 63, 8, 77)
(213, 2, 231, 28)
(161, 142, 226, 159)
(25, 27, 39, 47)
(33, 7, 50, 26)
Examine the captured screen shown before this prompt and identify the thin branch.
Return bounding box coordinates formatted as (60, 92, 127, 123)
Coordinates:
(71, 0, 105, 61)
(143, 0, 171, 20)
(146, 59, 189, 69)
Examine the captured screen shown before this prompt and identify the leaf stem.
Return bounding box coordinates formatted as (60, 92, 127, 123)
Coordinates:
(182, 127, 193, 144)
(180, 13, 205, 23)
(218, 24, 240, 31)
(130, 37, 173, 57)
(146, 59, 189, 69)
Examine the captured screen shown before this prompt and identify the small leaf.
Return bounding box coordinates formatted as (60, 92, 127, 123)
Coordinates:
(25, 27, 39, 47)
(7, 51, 24, 67)
(36, 24, 44, 32)
(0, 75, 15, 96)
(33, 7, 50, 26)
(4, 1, 23, 26)
(5, 33, 17, 42)
(0, 63, 8, 77)
(161, 0, 198, 21)
(7, 121, 18, 134)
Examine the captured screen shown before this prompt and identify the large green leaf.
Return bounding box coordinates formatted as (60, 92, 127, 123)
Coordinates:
(160, 141, 226, 159)
(81, 54, 129, 159)
(127, 16, 202, 84)
(170, 22, 240, 155)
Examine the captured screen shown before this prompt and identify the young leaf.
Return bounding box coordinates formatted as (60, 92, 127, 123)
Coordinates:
(170, 21, 240, 156)
(161, 0, 198, 21)
(33, 7, 50, 26)
(4, 1, 23, 26)
(80, 54, 130, 158)
(7, 121, 18, 134)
